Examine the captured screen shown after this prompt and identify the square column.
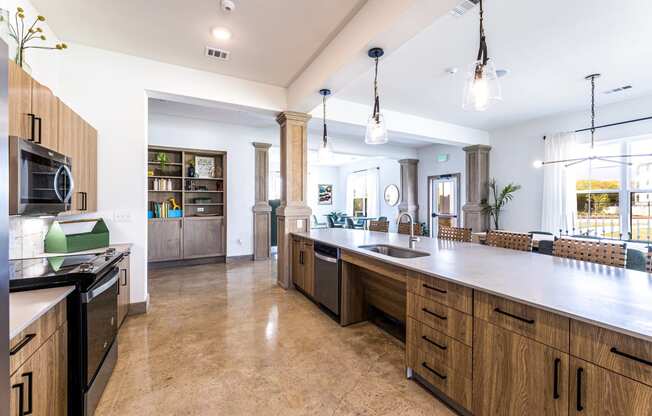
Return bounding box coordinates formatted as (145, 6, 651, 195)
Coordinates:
(276, 111, 312, 289)
(462, 144, 492, 232)
(252, 142, 272, 260)
(398, 159, 419, 221)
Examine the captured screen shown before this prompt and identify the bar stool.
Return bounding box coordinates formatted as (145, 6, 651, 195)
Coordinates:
(552, 237, 626, 268)
(438, 225, 472, 242)
(486, 230, 533, 252)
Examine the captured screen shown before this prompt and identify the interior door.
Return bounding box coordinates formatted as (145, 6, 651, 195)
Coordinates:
(429, 175, 460, 237)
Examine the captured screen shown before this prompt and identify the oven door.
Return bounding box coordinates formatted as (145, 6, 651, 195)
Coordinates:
(10, 137, 74, 215)
(83, 267, 119, 387)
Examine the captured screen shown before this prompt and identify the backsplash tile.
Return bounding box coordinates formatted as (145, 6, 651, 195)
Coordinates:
(9, 216, 54, 260)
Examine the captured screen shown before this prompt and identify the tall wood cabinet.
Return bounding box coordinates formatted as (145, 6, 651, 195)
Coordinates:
(9, 60, 99, 214)
(147, 146, 227, 263)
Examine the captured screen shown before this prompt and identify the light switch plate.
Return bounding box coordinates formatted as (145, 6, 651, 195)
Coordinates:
(114, 210, 132, 222)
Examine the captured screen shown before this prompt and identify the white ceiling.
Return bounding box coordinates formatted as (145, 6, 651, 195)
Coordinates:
(337, 0, 652, 130)
(30, 0, 365, 86)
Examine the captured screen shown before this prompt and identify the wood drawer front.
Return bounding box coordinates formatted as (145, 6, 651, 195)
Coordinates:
(408, 292, 472, 346)
(407, 317, 472, 379)
(9, 299, 66, 376)
(408, 345, 472, 411)
(474, 291, 569, 352)
(571, 320, 652, 387)
(570, 357, 652, 415)
(341, 250, 407, 283)
(407, 271, 472, 314)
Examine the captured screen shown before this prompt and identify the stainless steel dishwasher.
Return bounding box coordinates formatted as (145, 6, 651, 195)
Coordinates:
(313, 242, 340, 318)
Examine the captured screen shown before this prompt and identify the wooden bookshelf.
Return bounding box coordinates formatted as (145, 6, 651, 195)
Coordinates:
(147, 145, 227, 262)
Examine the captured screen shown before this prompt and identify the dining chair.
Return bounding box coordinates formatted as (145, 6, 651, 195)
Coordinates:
(378, 216, 388, 222)
(647, 251, 652, 273)
(326, 216, 342, 228)
(438, 225, 472, 242)
(346, 217, 364, 229)
(368, 220, 389, 232)
(486, 230, 533, 252)
(398, 222, 422, 236)
(553, 237, 627, 268)
(312, 215, 327, 228)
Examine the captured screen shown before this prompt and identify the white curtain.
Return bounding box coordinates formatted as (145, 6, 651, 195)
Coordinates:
(365, 169, 380, 218)
(541, 132, 579, 233)
(345, 174, 355, 216)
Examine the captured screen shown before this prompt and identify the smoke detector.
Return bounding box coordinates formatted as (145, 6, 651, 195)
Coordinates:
(221, 0, 235, 12)
(450, 0, 479, 17)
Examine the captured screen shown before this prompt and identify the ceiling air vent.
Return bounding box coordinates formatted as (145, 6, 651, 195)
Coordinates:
(205, 47, 230, 61)
(450, 0, 479, 17)
(603, 85, 632, 95)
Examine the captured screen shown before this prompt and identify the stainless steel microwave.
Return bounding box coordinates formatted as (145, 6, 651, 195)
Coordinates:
(9, 137, 74, 215)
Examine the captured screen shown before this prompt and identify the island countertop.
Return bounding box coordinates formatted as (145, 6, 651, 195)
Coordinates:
(10, 286, 75, 340)
(293, 228, 652, 342)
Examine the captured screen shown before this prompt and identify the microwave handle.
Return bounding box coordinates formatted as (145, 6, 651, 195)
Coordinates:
(62, 165, 75, 203)
(53, 166, 64, 202)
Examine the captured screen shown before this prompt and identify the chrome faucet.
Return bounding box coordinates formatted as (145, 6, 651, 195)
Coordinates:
(397, 212, 420, 249)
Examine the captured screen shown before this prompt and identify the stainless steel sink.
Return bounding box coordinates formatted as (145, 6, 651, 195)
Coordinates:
(358, 244, 430, 259)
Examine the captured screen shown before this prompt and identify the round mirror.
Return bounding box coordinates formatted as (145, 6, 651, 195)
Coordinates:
(384, 184, 400, 207)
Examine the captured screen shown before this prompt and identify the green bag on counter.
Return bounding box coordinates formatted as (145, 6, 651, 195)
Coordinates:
(44, 218, 110, 253)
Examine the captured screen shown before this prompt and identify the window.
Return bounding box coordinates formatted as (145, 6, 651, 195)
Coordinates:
(269, 171, 281, 201)
(573, 136, 652, 241)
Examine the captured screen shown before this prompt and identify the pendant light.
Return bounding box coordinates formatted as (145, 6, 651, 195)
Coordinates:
(534, 74, 652, 168)
(318, 88, 333, 161)
(365, 47, 388, 145)
(463, 0, 501, 111)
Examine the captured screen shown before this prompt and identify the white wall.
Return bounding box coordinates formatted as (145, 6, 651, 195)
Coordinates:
(308, 166, 343, 221)
(490, 94, 652, 232)
(148, 113, 278, 257)
(417, 143, 466, 227)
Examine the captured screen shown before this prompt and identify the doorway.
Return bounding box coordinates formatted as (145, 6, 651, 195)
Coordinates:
(428, 174, 461, 238)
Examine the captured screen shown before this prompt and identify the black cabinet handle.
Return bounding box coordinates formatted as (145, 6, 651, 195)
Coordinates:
(83, 192, 88, 211)
(10, 333, 36, 355)
(121, 269, 128, 286)
(27, 113, 35, 141)
(493, 307, 535, 324)
(422, 283, 447, 294)
(610, 347, 652, 367)
(421, 362, 447, 380)
(422, 307, 447, 320)
(553, 358, 561, 399)
(422, 335, 447, 350)
(12, 382, 24, 415)
(23, 372, 33, 415)
(576, 367, 584, 411)
(34, 117, 42, 144)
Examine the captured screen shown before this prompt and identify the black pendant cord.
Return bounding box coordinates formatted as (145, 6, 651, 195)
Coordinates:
(373, 56, 380, 122)
(476, 0, 488, 67)
(322, 93, 328, 146)
(590, 75, 596, 148)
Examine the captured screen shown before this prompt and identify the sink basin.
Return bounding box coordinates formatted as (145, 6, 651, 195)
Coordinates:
(359, 244, 430, 259)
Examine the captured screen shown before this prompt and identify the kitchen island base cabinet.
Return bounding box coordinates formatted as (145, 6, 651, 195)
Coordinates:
(10, 323, 67, 416)
(291, 236, 314, 297)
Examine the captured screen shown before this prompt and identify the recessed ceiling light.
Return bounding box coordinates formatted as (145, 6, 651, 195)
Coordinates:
(212, 27, 232, 41)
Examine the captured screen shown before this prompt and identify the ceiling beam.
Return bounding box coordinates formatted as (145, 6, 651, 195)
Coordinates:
(287, 0, 460, 113)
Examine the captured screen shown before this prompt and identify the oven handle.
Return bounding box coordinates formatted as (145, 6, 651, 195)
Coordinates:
(82, 268, 119, 304)
(62, 165, 75, 203)
(53, 165, 64, 202)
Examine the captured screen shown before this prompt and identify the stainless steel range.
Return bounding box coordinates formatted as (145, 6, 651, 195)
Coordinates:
(10, 249, 123, 416)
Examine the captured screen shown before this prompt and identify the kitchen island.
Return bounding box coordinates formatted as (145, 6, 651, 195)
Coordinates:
(291, 228, 652, 415)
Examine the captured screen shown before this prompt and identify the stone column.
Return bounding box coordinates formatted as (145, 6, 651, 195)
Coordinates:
(276, 111, 312, 289)
(252, 142, 272, 261)
(462, 145, 492, 232)
(398, 159, 419, 221)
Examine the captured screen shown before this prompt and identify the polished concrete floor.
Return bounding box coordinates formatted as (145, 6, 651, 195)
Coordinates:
(95, 259, 455, 415)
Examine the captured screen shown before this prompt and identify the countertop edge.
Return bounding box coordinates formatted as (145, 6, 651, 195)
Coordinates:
(10, 286, 75, 340)
(293, 231, 652, 343)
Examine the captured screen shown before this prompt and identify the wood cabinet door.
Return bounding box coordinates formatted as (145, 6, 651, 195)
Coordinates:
(569, 357, 652, 415)
(10, 324, 67, 416)
(58, 102, 85, 212)
(9, 60, 33, 139)
(182, 217, 224, 258)
(31, 79, 59, 151)
(302, 240, 314, 296)
(84, 123, 98, 212)
(148, 219, 182, 261)
(117, 254, 130, 326)
(292, 238, 304, 289)
(473, 319, 569, 416)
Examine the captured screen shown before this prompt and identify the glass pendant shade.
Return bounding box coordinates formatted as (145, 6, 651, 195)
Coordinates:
(463, 59, 502, 111)
(318, 137, 333, 161)
(365, 113, 388, 145)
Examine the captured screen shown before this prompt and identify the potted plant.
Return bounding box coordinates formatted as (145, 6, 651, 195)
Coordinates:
(482, 178, 521, 230)
(155, 152, 169, 170)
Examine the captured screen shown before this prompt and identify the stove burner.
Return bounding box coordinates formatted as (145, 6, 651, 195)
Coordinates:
(105, 247, 117, 256)
(79, 263, 94, 273)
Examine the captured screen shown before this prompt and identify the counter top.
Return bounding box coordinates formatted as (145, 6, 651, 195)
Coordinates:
(11, 243, 132, 261)
(10, 286, 75, 339)
(294, 228, 652, 342)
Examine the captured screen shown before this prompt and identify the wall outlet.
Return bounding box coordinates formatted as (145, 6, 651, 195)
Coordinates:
(114, 211, 132, 222)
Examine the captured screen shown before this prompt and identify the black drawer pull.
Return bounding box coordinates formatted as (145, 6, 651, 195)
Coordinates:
(12, 382, 24, 415)
(610, 347, 652, 367)
(553, 358, 561, 399)
(422, 335, 447, 350)
(422, 283, 447, 294)
(10, 333, 36, 355)
(576, 367, 584, 411)
(422, 307, 447, 320)
(494, 307, 535, 324)
(23, 372, 33, 415)
(27, 113, 36, 141)
(422, 362, 447, 380)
